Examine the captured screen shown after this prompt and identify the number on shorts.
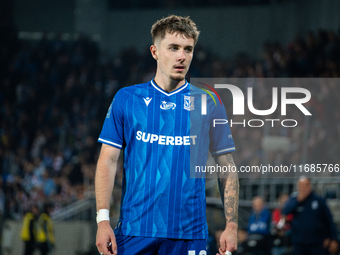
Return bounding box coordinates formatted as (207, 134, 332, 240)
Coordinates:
(188, 251, 207, 255)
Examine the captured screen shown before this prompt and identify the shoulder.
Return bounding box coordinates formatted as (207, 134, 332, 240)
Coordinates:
(306, 192, 328, 210)
(310, 192, 322, 201)
(272, 208, 280, 215)
(291, 191, 298, 198)
(116, 82, 150, 98)
(25, 212, 34, 219)
(313, 193, 327, 205)
(188, 83, 218, 99)
(249, 213, 256, 220)
(188, 83, 202, 93)
(188, 83, 224, 114)
(263, 208, 271, 217)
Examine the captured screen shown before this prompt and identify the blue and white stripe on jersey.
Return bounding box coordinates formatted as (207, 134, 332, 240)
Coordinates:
(98, 79, 235, 240)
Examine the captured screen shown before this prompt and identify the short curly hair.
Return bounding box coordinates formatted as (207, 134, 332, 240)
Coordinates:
(151, 15, 200, 45)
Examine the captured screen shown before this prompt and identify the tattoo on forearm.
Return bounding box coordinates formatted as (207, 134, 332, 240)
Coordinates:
(226, 154, 235, 165)
(218, 154, 239, 225)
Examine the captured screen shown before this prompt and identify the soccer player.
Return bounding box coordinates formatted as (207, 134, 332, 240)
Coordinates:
(95, 15, 239, 255)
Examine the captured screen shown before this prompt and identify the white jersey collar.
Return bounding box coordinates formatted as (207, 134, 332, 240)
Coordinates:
(150, 79, 188, 97)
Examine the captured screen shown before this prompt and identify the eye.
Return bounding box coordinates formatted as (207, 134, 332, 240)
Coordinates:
(185, 47, 193, 53)
(170, 46, 178, 51)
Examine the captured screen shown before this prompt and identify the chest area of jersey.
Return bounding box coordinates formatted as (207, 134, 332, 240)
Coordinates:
(125, 93, 198, 127)
(123, 93, 207, 146)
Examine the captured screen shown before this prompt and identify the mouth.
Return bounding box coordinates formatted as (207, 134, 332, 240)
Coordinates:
(174, 66, 185, 72)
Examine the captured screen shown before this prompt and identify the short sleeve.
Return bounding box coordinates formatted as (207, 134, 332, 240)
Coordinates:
(209, 100, 235, 156)
(98, 90, 124, 149)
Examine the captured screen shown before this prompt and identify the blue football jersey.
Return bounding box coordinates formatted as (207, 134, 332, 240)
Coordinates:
(98, 79, 235, 240)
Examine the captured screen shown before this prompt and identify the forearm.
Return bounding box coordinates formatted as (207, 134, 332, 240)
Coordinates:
(217, 153, 239, 230)
(281, 197, 298, 215)
(95, 147, 118, 211)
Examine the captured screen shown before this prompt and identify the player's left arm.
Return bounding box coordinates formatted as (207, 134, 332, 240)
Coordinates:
(215, 153, 239, 255)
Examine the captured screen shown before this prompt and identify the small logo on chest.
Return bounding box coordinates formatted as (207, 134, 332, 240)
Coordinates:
(160, 101, 176, 110)
(143, 97, 152, 106)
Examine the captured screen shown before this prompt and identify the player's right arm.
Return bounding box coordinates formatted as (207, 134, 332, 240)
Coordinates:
(95, 144, 120, 255)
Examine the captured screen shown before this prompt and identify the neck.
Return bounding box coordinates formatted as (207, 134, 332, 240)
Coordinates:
(154, 74, 186, 93)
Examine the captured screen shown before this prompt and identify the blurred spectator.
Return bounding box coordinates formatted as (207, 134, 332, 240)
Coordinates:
(37, 203, 55, 255)
(282, 176, 338, 255)
(271, 194, 293, 255)
(20, 205, 39, 255)
(247, 196, 271, 255)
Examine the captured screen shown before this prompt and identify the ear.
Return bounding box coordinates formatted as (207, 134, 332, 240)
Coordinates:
(150, 45, 158, 60)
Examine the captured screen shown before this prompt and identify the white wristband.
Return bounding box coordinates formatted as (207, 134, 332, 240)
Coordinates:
(96, 209, 110, 223)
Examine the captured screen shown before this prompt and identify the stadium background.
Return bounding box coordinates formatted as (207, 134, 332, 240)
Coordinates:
(1, 0, 340, 254)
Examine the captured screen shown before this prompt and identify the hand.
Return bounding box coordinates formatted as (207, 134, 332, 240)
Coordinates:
(329, 240, 338, 254)
(323, 239, 338, 254)
(96, 221, 117, 255)
(296, 190, 310, 202)
(216, 226, 237, 255)
(323, 238, 330, 249)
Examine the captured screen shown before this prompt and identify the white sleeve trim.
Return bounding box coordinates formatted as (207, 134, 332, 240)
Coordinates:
(211, 147, 235, 156)
(98, 138, 122, 148)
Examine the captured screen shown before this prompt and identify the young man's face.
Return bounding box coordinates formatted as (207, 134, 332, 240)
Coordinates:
(153, 32, 194, 82)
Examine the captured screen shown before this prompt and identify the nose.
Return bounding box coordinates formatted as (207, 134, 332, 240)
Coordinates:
(177, 49, 186, 62)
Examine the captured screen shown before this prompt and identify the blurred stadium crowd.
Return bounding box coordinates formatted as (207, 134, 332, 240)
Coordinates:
(1, 10, 340, 226)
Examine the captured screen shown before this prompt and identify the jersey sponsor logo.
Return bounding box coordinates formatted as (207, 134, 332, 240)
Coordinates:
(136, 131, 197, 145)
(143, 97, 152, 106)
(184, 95, 195, 111)
(160, 101, 176, 110)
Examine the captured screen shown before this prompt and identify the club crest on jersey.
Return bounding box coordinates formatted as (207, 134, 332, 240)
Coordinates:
(312, 200, 318, 210)
(160, 101, 176, 110)
(184, 96, 195, 111)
